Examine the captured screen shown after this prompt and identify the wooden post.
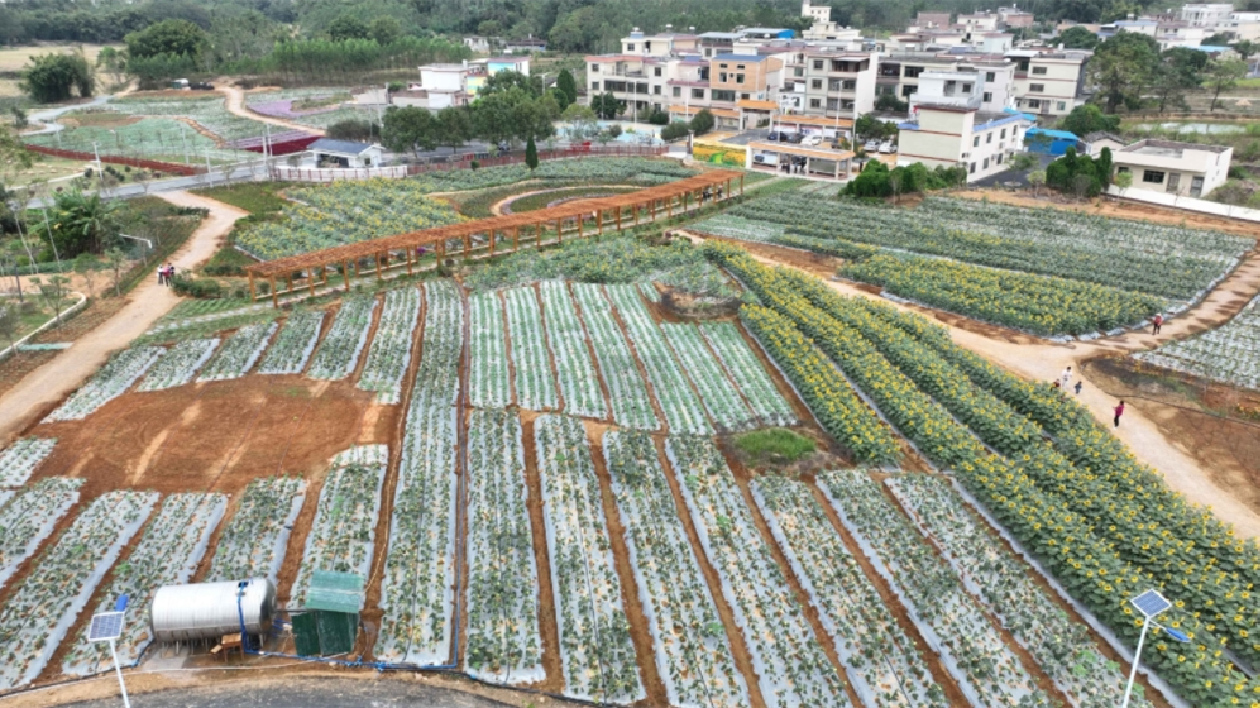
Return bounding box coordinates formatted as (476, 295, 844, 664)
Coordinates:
(343, 261, 351, 292)
(597, 209, 603, 234)
(270, 275, 278, 308)
(375, 253, 382, 280)
(740, 173, 744, 197)
(536, 221, 543, 245)
(489, 229, 496, 256)
(286, 273, 293, 295)
(556, 218, 562, 244)
(650, 199, 656, 221)
(321, 266, 328, 284)
(308, 269, 316, 297)
(463, 233, 471, 258)
(615, 205, 622, 231)
(513, 226, 519, 251)
(577, 214, 584, 239)
(248, 271, 256, 302)
(406, 248, 413, 275)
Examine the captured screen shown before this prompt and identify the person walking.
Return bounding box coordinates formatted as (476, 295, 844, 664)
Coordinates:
(164, 263, 174, 286)
(1060, 366, 1072, 390)
(1152, 313, 1164, 335)
(157, 265, 165, 286)
(1113, 400, 1125, 428)
(1074, 380, 1082, 396)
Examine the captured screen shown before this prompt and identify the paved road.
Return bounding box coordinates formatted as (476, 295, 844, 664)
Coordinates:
(55, 678, 515, 708)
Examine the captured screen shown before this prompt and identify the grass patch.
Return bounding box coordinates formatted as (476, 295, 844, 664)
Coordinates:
(203, 246, 258, 276)
(734, 428, 816, 464)
(196, 182, 290, 216)
(504, 185, 638, 214)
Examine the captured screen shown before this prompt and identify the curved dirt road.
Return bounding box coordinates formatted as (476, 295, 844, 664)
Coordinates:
(220, 85, 327, 136)
(690, 233, 1260, 538)
(0, 192, 247, 444)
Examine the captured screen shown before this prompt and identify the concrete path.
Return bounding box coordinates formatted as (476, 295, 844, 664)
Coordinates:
(220, 85, 326, 136)
(0, 192, 246, 444)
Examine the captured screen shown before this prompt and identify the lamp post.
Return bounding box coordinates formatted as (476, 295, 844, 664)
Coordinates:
(1122, 589, 1190, 708)
(87, 594, 131, 708)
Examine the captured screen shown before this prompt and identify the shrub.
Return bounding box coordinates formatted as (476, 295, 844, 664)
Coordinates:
(661, 122, 690, 141)
(171, 272, 223, 298)
(734, 428, 816, 464)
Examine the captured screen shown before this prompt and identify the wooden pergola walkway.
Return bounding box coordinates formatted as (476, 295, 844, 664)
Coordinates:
(245, 170, 745, 305)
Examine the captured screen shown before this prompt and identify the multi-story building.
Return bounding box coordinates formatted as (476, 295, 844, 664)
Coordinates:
(877, 54, 1014, 110)
(1155, 22, 1206, 49)
(621, 29, 699, 56)
(915, 11, 953, 29)
(1179, 3, 1235, 28)
(799, 50, 878, 118)
(998, 7, 1036, 28)
(1007, 50, 1088, 116)
(586, 55, 673, 117)
(1111, 139, 1232, 197)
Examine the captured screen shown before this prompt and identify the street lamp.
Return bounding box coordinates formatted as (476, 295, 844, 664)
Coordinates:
(1122, 589, 1190, 708)
(87, 594, 132, 708)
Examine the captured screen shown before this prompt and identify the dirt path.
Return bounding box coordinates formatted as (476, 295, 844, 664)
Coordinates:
(219, 85, 326, 136)
(0, 192, 246, 445)
(684, 232, 1260, 539)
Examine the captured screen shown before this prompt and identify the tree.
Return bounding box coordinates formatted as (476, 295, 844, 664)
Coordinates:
(1234, 40, 1258, 60)
(0, 302, 15, 349)
(1007, 152, 1039, 173)
(482, 70, 535, 97)
(1088, 32, 1159, 113)
(1207, 58, 1247, 111)
(1151, 48, 1207, 112)
(1, 125, 33, 178)
(369, 17, 402, 46)
(1056, 26, 1099, 49)
(590, 93, 624, 120)
(525, 134, 538, 171)
(556, 69, 577, 107)
(30, 191, 121, 259)
(327, 15, 371, 42)
(20, 53, 94, 103)
(382, 106, 437, 155)
(125, 19, 207, 59)
(74, 252, 98, 298)
(1060, 104, 1120, 136)
(874, 93, 909, 113)
(1097, 146, 1113, 188)
(562, 103, 598, 139)
(30, 275, 70, 330)
(1, 240, 26, 303)
(690, 109, 715, 136)
(1114, 170, 1133, 189)
(435, 106, 471, 152)
(105, 247, 126, 296)
(1028, 170, 1046, 197)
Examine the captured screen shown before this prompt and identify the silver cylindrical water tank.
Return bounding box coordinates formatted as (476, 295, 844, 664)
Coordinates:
(150, 578, 276, 642)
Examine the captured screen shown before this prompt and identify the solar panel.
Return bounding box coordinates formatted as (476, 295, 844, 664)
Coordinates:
(87, 612, 125, 642)
(1131, 590, 1172, 619)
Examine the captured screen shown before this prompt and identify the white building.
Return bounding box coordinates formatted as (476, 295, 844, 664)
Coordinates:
(1179, 3, 1235, 27)
(1111, 139, 1233, 198)
(1007, 50, 1089, 116)
(308, 139, 386, 168)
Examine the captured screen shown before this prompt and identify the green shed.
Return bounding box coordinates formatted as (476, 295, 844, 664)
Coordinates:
(293, 570, 362, 657)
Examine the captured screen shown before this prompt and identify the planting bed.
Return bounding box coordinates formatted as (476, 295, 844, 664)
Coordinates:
(358, 288, 421, 404)
(0, 478, 84, 590)
(468, 291, 511, 408)
(258, 310, 325, 374)
(571, 284, 659, 431)
(138, 338, 219, 392)
(1135, 294, 1260, 389)
(196, 322, 277, 382)
(43, 346, 164, 422)
(539, 281, 607, 419)
(307, 298, 377, 381)
(503, 286, 560, 411)
(0, 437, 57, 488)
(206, 476, 307, 583)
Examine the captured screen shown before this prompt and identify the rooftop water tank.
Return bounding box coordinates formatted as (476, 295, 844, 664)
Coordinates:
(150, 579, 276, 642)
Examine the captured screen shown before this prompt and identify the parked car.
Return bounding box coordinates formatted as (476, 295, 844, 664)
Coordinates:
(863, 139, 880, 152)
(879, 141, 894, 154)
(802, 135, 822, 146)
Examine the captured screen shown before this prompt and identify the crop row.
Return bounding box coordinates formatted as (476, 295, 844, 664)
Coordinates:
(503, 286, 560, 411)
(138, 338, 220, 392)
(660, 323, 756, 432)
(44, 346, 164, 422)
(290, 446, 386, 608)
(698, 322, 798, 428)
(197, 322, 278, 382)
(0, 437, 57, 488)
(571, 283, 659, 430)
(468, 291, 512, 408)
(205, 476, 306, 583)
(0, 477, 84, 590)
(539, 281, 607, 419)
(1135, 294, 1260, 390)
(258, 311, 325, 375)
(536, 414, 644, 703)
(465, 410, 543, 684)
(0, 491, 157, 690)
(62, 493, 226, 676)
(307, 297, 377, 381)
(358, 288, 422, 404)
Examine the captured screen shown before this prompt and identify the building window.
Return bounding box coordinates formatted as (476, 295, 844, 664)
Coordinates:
(741, 93, 750, 100)
(627, 43, 635, 52)
(794, 67, 804, 77)
(843, 79, 856, 90)
(810, 98, 822, 108)
(736, 64, 746, 70)
(1000, 128, 1006, 139)
(1057, 101, 1067, 111)
(673, 86, 681, 97)
(1032, 66, 1047, 75)
(985, 71, 995, 81)
(1026, 99, 1040, 108)
(735, 73, 745, 84)
(813, 60, 824, 69)
(1143, 170, 1165, 183)
(1029, 83, 1044, 92)
(902, 85, 917, 97)
(653, 85, 661, 95)
(713, 89, 736, 101)
(590, 64, 599, 72)
(986, 133, 992, 144)
(720, 63, 729, 68)
(983, 157, 990, 168)
(692, 88, 705, 99)
(841, 99, 854, 109)
(592, 81, 600, 90)
(704, 48, 713, 57)
(904, 66, 924, 78)
(654, 67, 661, 77)
(962, 82, 973, 94)
(970, 162, 976, 173)
(973, 136, 980, 147)
(720, 72, 728, 82)
(812, 79, 823, 90)
(983, 91, 992, 102)
(829, 79, 841, 91)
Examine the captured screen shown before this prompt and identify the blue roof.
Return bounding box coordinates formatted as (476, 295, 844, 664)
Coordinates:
(310, 138, 374, 154)
(1027, 128, 1078, 140)
(1197, 45, 1231, 52)
(713, 53, 768, 62)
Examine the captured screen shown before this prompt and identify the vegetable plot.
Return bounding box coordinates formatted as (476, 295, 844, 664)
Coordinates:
(0, 490, 157, 690)
(290, 446, 386, 608)
(62, 493, 227, 676)
(307, 297, 377, 381)
(539, 281, 606, 420)
(751, 475, 945, 708)
(196, 322, 278, 382)
(698, 322, 797, 428)
(605, 285, 711, 435)
(206, 476, 306, 583)
(818, 470, 1049, 708)
(503, 286, 560, 411)
(0, 477, 84, 590)
(885, 474, 1146, 708)
(1136, 294, 1260, 389)
(137, 338, 220, 391)
(358, 287, 421, 404)
(0, 437, 57, 488)
(375, 280, 462, 666)
(571, 283, 659, 431)
(667, 436, 849, 708)
(44, 346, 164, 422)
(465, 410, 543, 684)
(535, 415, 644, 703)
(468, 290, 512, 408)
(258, 310, 325, 375)
(604, 430, 750, 708)
(660, 323, 755, 432)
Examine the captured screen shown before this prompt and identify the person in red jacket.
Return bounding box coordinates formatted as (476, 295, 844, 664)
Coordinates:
(1113, 400, 1125, 428)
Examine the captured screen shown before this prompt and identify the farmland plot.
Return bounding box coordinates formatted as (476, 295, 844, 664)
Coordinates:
(503, 286, 559, 411)
(469, 291, 511, 408)
(375, 280, 462, 666)
(290, 446, 386, 608)
(258, 311, 325, 375)
(605, 285, 711, 435)
(604, 431, 750, 708)
(0, 478, 84, 590)
(44, 346, 164, 422)
(465, 410, 543, 684)
(751, 475, 945, 708)
(1135, 294, 1260, 389)
(535, 415, 644, 703)
(196, 322, 277, 382)
(885, 474, 1146, 708)
(667, 436, 849, 708)
(307, 298, 377, 381)
(539, 281, 606, 419)
(138, 338, 219, 391)
(62, 493, 227, 676)
(0, 491, 157, 690)
(206, 477, 307, 583)
(0, 437, 57, 488)
(660, 323, 755, 432)
(571, 283, 658, 431)
(358, 287, 421, 404)
(698, 322, 797, 428)
(818, 470, 1050, 708)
